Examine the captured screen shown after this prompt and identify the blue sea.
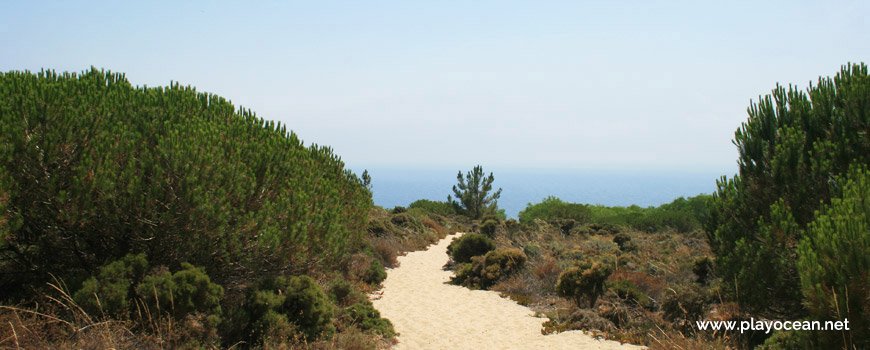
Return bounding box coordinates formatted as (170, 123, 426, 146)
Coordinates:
(357, 167, 733, 219)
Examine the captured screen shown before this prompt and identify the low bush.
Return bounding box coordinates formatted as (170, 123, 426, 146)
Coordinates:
(518, 196, 591, 224)
(136, 263, 224, 323)
(447, 233, 495, 264)
(73, 253, 150, 317)
(362, 258, 387, 286)
(328, 279, 365, 307)
(345, 302, 396, 337)
(556, 261, 613, 308)
(662, 285, 709, 331)
(408, 199, 455, 216)
(248, 275, 336, 342)
(523, 242, 541, 257)
(606, 280, 650, 309)
(692, 256, 714, 285)
(452, 248, 527, 289)
(480, 219, 499, 237)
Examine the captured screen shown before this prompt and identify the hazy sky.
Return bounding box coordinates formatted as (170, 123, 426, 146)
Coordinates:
(3, 1, 867, 174)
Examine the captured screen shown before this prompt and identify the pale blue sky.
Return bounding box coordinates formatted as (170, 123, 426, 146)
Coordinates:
(2, 1, 867, 174)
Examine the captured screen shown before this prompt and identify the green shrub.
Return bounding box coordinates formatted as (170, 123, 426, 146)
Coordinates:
(556, 261, 612, 308)
(452, 248, 527, 289)
(447, 233, 495, 264)
(758, 330, 812, 350)
(391, 206, 407, 214)
(408, 199, 455, 216)
(73, 253, 149, 317)
(362, 258, 387, 286)
(606, 280, 650, 309)
(797, 169, 870, 348)
(345, 303, 395, 337)
(518, 196, 591, 224)
(522, 243, 541, 258)
(249, 275, 336, 342)
(692, 256, 714, 285)
(136, 262, 224, 324)
(480, 219, 498, 237)
(328, 279, 364, 307)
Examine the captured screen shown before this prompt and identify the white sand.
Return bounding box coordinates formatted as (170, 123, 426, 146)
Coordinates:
(371, 233, 645, 350)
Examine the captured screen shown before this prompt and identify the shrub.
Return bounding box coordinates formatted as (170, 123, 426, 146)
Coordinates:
(369, 237, 399, 268)
(447, 233, 495, 264)
(345, 303, 396, 337)
(662, 286, 708, 331)
(606, 280, 650, 309)
(390, 213, 414, 226)
(556, 261, 613, 308)
(452, 248, 527, 289)
(362, 258, 387, 286)
(249, 275, 336, 342)
(327, 279, 364, 307)
(480, 219, 498, 237)
(612, 233, 633, 251)
(518, 196, 591, 224)
(692, 256, 714, 285)
(758, 330, 812, 350)
(136, 262, 224, 324)
(522, 242, 541, 257)
(408, 199, 455, 216)
(391, 206, 407, 214)
(73, 253, 149, 317)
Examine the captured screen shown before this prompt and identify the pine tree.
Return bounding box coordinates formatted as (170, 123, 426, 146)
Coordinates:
(448, 165, 502, 219)
(705, 63, 870, 318)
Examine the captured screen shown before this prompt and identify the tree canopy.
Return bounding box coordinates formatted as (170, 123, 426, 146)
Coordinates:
(705, 63, 869, 324)
(0, 68, 373, 295)
(448, 165, 502, 219)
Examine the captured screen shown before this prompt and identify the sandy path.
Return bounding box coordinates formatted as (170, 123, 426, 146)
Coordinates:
(371, 233, 644, 350)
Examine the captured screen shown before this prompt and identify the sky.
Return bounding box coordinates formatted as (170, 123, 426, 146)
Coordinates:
(2, 1, 868, 175)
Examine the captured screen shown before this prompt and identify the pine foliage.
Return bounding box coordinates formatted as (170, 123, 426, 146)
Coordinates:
(0, 68, 372, 293)
(705, 63, 869, 318)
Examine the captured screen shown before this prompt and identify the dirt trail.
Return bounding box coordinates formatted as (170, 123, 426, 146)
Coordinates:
(371, 233, 644, 350)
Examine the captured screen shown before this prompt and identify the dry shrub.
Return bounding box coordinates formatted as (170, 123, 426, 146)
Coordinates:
(0, 280, 215, 350)
(608, 270, 665, 304)
(534, 257, 563, 289)
(647, 327, 734, 350)
(370, 237, 399, 268)
(420, 217, 447, 239)
(542, 308, 616, 335)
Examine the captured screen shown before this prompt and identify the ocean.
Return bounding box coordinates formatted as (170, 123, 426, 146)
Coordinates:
(358, 167, 732, 219)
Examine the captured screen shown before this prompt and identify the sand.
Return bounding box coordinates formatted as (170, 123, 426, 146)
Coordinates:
(371, 233, 645, 350)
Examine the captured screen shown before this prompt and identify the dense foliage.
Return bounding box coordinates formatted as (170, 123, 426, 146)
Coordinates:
(518, 195, 709, 234)
(448, 165, 502, 219)
(705, 63, 870, 320)
(0, 68, 388, 347)
(518, 196, 591, 224)
(797, 168, 870, 348)
(408, 199, 456, 216)
(0, 68, 372, 293)
(446, 233, 495, 264)
(556, 261, 613, 308)
(452, 248, 527, 289)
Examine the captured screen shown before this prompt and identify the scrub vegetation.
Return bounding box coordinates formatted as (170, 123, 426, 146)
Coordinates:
(1, 62, 867, 349)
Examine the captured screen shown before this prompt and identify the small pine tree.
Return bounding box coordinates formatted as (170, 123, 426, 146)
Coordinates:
(448, 165, 502, 219)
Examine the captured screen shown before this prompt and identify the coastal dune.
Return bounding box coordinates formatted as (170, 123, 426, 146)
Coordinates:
(371, 233, 644, 350)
